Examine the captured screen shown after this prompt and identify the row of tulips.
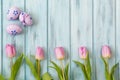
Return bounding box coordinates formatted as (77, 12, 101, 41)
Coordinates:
(0, 44, 118, 80)
(5, 44, 111, 60)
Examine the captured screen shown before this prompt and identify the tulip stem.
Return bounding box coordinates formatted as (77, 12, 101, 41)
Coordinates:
(36, 60, 41, 79)
(106, 59, 110, 80)
(60, 60, 65, 80)
(10, 58, 13, 69)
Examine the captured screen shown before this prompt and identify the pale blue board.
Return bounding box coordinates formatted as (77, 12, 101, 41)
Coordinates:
(71, 0, 93, 80)
(25, 0, 47, 79)
(2, 0, 25, 80)
(116, 0, 120, 80)
(0, 0, 2, 74)
(12, 0, 25, 79)
(94, 0, 116, 80)
(48, 0, 70, 80)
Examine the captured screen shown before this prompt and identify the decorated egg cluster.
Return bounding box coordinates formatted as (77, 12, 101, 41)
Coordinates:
(7, 6, 33, 35)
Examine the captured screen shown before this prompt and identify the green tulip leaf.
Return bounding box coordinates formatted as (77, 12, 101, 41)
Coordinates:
(9, 54, 23, 80)
(24, 56, 40, 80)
(41, 72, 53, 80)
(0, 74, 5, 80)
(101, 56, 110, 80)
(49, 61, 63, 80)
(85, 54, 91, 80)
(64, 63, 69, 80)
(110, 63, 119, 80)
(73, 61, 88, 80)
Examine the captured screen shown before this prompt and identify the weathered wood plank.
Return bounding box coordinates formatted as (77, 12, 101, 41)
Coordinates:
(116, 0, 120, 79)
(48, 0, 70, 79)
(25, 0, 48, 79)
(71, 0, 93, 80)
(0, 0, 2, 74)
(2, 0, 25, 79)
(94, 0, 116, 80)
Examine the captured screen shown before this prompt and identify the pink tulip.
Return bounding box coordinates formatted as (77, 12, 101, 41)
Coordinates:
(79, 47, 88, 59)
(102, 45, 111, 58)
(55, 47, 65, 60)
(6, 44, 16, 58)
(35, 47, 44, 61)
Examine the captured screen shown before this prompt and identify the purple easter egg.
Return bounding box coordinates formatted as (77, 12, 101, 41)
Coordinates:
(7, 24, 22, 35)
(19, 12, 33, 26)
(7, 7, 21, 20)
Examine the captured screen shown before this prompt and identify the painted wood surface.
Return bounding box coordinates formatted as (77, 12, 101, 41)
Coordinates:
(2, 0, 25, 80)
(0, 0, 2, 74)
(48, 0, 70, 80)
(94, 0, 116, 80)
(116, 0, 120, 79)
(0, 0, 119, 80)
(25, 0, 48, 80)
(71, 0, 93, 80)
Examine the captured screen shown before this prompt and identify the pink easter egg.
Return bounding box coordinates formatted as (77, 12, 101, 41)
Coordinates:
(7, 7, 21, 20)
(19, 12, 33, 26)
(7, 24, 22, 35)
(19, 12, 25, 22)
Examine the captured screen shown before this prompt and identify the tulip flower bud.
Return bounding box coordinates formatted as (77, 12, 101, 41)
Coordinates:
(79, 47, 88, 59)
(55, 47, 65, 60)
(102, 45, 111, 58)
(35, 47, 44, 61)
(6, 44, 16, 58)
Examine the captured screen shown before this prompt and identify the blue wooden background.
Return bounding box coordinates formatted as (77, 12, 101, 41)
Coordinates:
(0, 0, 120, 80)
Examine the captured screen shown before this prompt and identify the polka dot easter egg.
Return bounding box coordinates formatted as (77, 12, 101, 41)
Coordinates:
(7, 7, 21, 20)
(7, 24, 22, 35)
(19, 12, 33, 26)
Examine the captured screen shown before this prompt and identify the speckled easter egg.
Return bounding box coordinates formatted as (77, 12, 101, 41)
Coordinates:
(7, 24, 22, 35)
(19, 12, 33, 26)
(7, 7, 21, 20)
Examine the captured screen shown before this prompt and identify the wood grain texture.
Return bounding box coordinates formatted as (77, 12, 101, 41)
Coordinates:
(94, 0, 116, 80)
(0, 0, 2, 74)
(13, 0, 25, 79)
(2, 0, 25, 80)
(25, 0, 48, 80)
(71, 0, 93, 80)
(0, 0, 119, 80)
(116, 0, 120, 79)
(48, 0, 70, 79)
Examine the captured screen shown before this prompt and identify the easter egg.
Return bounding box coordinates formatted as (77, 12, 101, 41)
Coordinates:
(7, 7, 21, 20)
(7, 24, 22, 35)
(19, 12, 33, 26)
